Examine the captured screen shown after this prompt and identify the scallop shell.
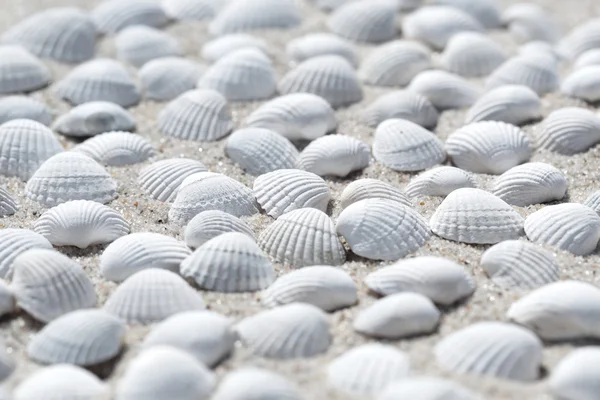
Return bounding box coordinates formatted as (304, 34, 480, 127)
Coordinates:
(212, 368, 301, 400)
(74, 131, 156, 166)
(435, 321, 542, 381)
(184, 210, 254, 249)
(378, 377, 478, 400)
(138, 158, 208, 202)
(373, 118, 446, 171)
(557, 18, 600, 60)
(561, 66, 600, 102)
(297, 134, 370, 177)
(485, 54, 559, 95)
(278, 55, 363, 108)
(287, 33, 358, 66)
(103, 268, 206, 324)
(259, 208, 345, 267)
(327, 1, 396, 43)
(139, 57, 205, 101)
(162, 0, 221, 21)
(405, 166, 477, 198)
(584, 189, 600, 216)
(53, 101, 136, 138)
(535, 107, 600, 155)
(92, 0, 169, 34)
(115, 25, 181, 67)
(0, 187, 17, 217)
(574, 49, 600, 69)
(0, 340, 14, 382)
(339, 178, 411, 209)
(0, 280, 15, 317)
(0, 96, 52, 126)
(0, 45, 51, 94)
(440, 32, 507, 77)
(235, 302, 331, 359)
(433, 0, 501, 29)
(466, 85, 541, 125)
(54, 58, 140, 107)
(524, 203, 600, 256)
(549, 347, 600, 400)
(501, 3, 561, 44)
(158, 89, 232, 141)
(201, 34, 268, 63)
(361, 90, 439, 129)
(11, 248, 97, 323)
(0, 229, 52, 279)
(480, 240, 560, 290)
(408, 70, 481, 110)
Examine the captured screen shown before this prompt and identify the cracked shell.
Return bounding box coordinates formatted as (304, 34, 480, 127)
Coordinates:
(405, 166, 477, 198)
(287, 33, 358, 66)
(184, 210, 254, 249)
(0, 45, 51, 94)
(0, 229, 52, 279)
(212, 368, 301, 400)
(138, 158, 207, 202)
(327, 1, 396, 43)
(361, 90, 439, 129)
(53, 101, 135, 138)
(562, 66, 600, 102)
(201, 34, 268, 63)
(440, 32, 507, 78)
(339, 178, 411, 209)
(408, 70, 481, 110)
(209, 0, 300, 36)
(92, 0, 169, 34)
(536, 107, 600, 155)
(466, 85, 541, 125)
(549, 347, 600, 400)
(139, 57, 205, 101)
(378, 377, 478, 400)
(73, 131, 156, 166)
(485, 54, 559, 96)
(115, 25, 181, 68)
(0, 96, 52, 126)
(297, 134, 370, 177)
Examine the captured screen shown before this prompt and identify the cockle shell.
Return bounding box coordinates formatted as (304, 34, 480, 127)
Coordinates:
(405, 166, 477, 198)
(501, 3, 561, 44)
(201, 34, 268, 63)
(327, 1, 396, 43)
(115, 25, 181, 68)
(74, 131, 156, 166)
(138, 158, 208, 202)
(361, 90, 438, 129)
(584, 189, 600, 216)
(561, 66, 600, 102)
(549, 347, 600, 400)
(235, 302, 331, 359)
(535, 107, 600, 155)
(212, 368, 301, 400)
(162, 0, 222, 21)
(0, 187, 17, 217)
(465, 85, 541, 125)
(184, 210, 254, 249)
(433, 0, 501, 29)
(440, 32, 507, 77)
(378, 377, 478, 400)
(139, 57, 205, 101)
(297, 134, 370, 177)
(0, 45, 51, 94)
(287, 33, 358, 66)
(557, 18, 600, 60)
(0, 280, 15, 317)
(408, 70, 481, 110)
(339, 178, 411, 209)
(53, 101, 136, 137)
(0, 96, 52, 126)
(92, 0, 169, 34)
(0, 229, 52, 279)
(574, 49, 600, 69)
(485, 54, 559, 95)
(435, 321, 542, 381)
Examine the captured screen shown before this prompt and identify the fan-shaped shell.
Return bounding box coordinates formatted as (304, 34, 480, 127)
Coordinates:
(287, 33, 358, 66)
(584, 189, 600, 216)
(327, 1, 396, 43)
(0, 280, 15, 317)
(361, 90, 439, 129)
(53, 101, 136, 138)
(408, 70, 481, 110)
(297, 134, 370, 177)
(340, 178, 411, 209)
(0, 229, 52, 279)
(557, 18, 600, 60)
(209, 0, 301, 36)
(574, 49, 600, 69)
(201, 34, 268, 63)
(440, 32, 507, 77)
(562, 66, 600, 102)
(139, 158, 208, 202)
(212, 368, 301, 400)
(433, 0, 501, 29)
(115, 25, 181, 68)
(535, 107, 600, 155)
(0, 187, 17, 217)
(0, 96, 52, 126)
(549, 347, 600, 400)
(0, 340, 14, 382)
(485, 54, 559, 95)
(405, 166, 477, 198)
(139, 57, 205, 101)
(0, 45, 51, 94)
(378, 377, 478, 400)
(74, 131, 155, 166)
(501, 3, 561, 44)
(162, 0, 221, 21)
(184, 210, 254, 249)
(92, 0, 169, 34)
(466, 85, 541, 125)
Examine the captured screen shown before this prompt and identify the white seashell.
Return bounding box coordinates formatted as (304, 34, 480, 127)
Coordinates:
(465, 84, 541, 125)
(236, 302, 331, 358)
(53, 101, 135, 138)
(139, 57, 205, 101)
(142, 311, 235, 367)
(549, 347, 600, 400)
(0, 229, 52, 279)
(435, 321, 542, 381)
(557, 18, 600, 60)
(485, 54, 559, 95)
(574, 49, 600, 69)
(525, 203, 600, 256)
(501, 3, 561, 44)
(261, 266, 357, 311)
(259, 208, 346, 267)
(201, 34, 268, 63)
(184, 210, 254, 249)
(405, 166, 477, 198)
(327, 343, 410, 397)
(584, 189, 600, 216)
(278, 55, 363, 108)
(0, 280, 15, 317)
(101, 232, 191, 282)
(104, 268, 205, 324)
(253, 169, 330, 218)
(535, 107, 600, 155)
(0, 96, 52, 126)
(115, 25, 181, 68)
(432, 0, 501, 29)
(0, 340, 14, 382)
(440, 32, 508, 78)
(361, 90, 438, 128)
(336, 198, 431, 260)
(480, 240, 560, 290)
(74, 131, 156, 166)
(0, 187, 17, 217)
(519, 41, 563, 61)
(378, 377, 478, 400)
(209, 0, 301, 36)
(158, 89, 232, 141)
(245, 93, 337, 141)
(327, 1, 397, 43)
(339, 178, 411, 209)
(54, 58, 140, 107)
(408, 70, 481, 110)
(287, 33, 358, 66)
(162, 0, 222, 21)
(0, 45, 51, 94)
(297, 134, 370, 177)
(92, 0, 169, 34)
(314, 0, 359, 12)
(562, 66, 600, 102)
(373, 118, 446, 171)
(212, 368, 301, 400)
(138, 158, 208, 202)
(225, 128, 298, 175)
(27, 309, 125, 366)
(11, 248, 96, 323)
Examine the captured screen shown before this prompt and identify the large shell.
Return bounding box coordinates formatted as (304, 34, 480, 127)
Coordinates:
(339, 178, 411, 209)
(258, 208, 346, 267)
(115, 25, 181, 67)
(465, 85, 542, 125)
(0, 187, 17, 217)
(433, 0, 501, 29)
(0, 229, 52, 279)
(0, 280, 15, 317)
(0, 45, 51, 94)
(378, 377, 478, 400)
(408, 70, 481, 110)
(361, 90, 438, 129)
(327, 1, 396, 43)
(557, 18, 600, 60)
(138, 158, 208, 202)
(535, 107, 600, 155)
(441, 32, 507, 77)
(297, 134, 370, 177)
(201, 34, 268, 63)
(184, 210, 254, 249)
(92, 0, 169, 34)
(405, 166, 477, 198)
(574, 49, 600, 69)
(162, 0, 221, 21)
(0, 340, 14, 382)
(485, 54, 559, 95)
(561, 66, 600, 102)
(53, 101, 136, 138)
(139, 57, 205, 101)
(549, 347, 600, 400)
(212, 368, 301, 400)
(501, 3, 561, 44)
(74, 131, 156, 166)
(287, 33, 358, 66)
(0, 96, 52, 126)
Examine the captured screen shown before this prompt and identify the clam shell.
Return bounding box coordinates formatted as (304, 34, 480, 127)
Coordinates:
(287, 33, 358, 66)
(0, 229, 52, 279)
(574, 49, 600, 69)
(0, 187, 17, 217)
(201, 34, 268, 63)
(433, 0, 501, 29)
(485, 54, 559, 95)
(440, 32, 507, 77)
(212, 368, 301, 400)
(73, 131, 156, 166)
(327, 1, 396, 43)
(378, 377, 478, 400)
(361, 90, 439, 129)
(92, 0, 169, 34)
(549, 347, 600, 400)
(139, 57, 205, 101)
(536, 107, 600, 155)
(115, 25, 181, 68)
(584, 189, 600, 216)
(0, 96, 52, 126)
(138, 158, 208, 202)
(561, 66, 600, 102)
(0, 280, 15, 317)
(557, 18, 600, 60)
(339, 178, 411, 209)
(465, 84, 541, 125)
(297, 134, 370, 177)
(53, 101, 136, 138)
(184, 210, 254, 249)
(519, 40, 564, 61)
(0, 340, 14, 382)
(501, 3, 561, 44)
(405, 166, 477, 198)
(0, 45, 51, 94)
(408, 70, 481, 110)
(162, 0, 221, 21)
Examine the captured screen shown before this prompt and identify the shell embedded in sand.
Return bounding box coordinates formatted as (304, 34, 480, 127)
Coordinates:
(0, 96, 52, 126)
(201, 34, 268, 63)
(0, 229, 52, 279)
(407, 70, 481, 110)
(361, 90, 439, 129)
(91, 0, 169, 34)
(140, 57, 205, 102)
(184, 210, 254, 249)
(139, 158, 207, 203)
(212, 368, 302, 400)
(466, 84, 542, 126)
(339, 178, 411, 209)
(378, 377, 478, 400)
(501, 3, 561, 44)
(287, 33, 358, 66)
(115, 25, 181, 68)
(549, 347, 600, 400)
(440, 32, 507, 78)
(561, 66, 600, 102)
(53, 101, 136, 138)
(535, 107, 600, 155)
(327, 1, 397, 43)
(485, 54, 559, 95)
(74, 131, 156, 166)
(0, 45, 51, 94)
(297, 134, 370, 177)
(162, 0, 222, 21)
(405, 166, 477, 198)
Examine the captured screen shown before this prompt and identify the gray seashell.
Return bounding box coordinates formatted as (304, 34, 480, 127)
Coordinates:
(549, 347, 600, 400)
(361, 90, 439, 128)
(536, 107, 600, 155)
(92, 0, 169, 34)
(485, 54, 559, 95)
(139, 57, 205, 101)
(184, 210, 254, 249)
(0, 229, 52, 279)
(584, 189, 600, 216)
(11, 248, 97, 323)
(562, 66, 600, 102)
(433, 0, 501, 29)
(557, 18, 600, 60)
(0, 280, 15, 317)
(408, 70, 481, 110)
(0, 96, 52, 126)
(53, 101, 136, 137)
(0, 187, 17, 217)
(0, 340, 14, 382)
(336, 198, 431, 260)
(209, 0, 301, 36)
(501, 3, 561, 44)
(162, 0, 222, 21)
(465, 84, 541, 125)
(73, 131, 156, 166)
(574, 49, 600, 69)
(287, 33, 358, 66)
(378, 377, 478, 400)
(405, 166, 477, 198)
(314, 0, 359, 12)
(0, 45, 51, 94)
(115, 25, 181, 68)
(297, 134, 370, 177)
(201, 34, 268, 63)
(327, 1, 396, 43)
(236, 302, 331, 359)
(138, 158, 208, 202)
(259, 208, 345, 267)
(440, 32, 507, 77)
(212, 368, 301, 400)
(339, 178, 411, 209)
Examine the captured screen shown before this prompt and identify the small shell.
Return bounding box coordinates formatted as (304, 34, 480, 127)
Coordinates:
(115, 25, 181, 68)
(201, 34, 268, 63)
(557, 18, 600, 60)
(575, 49, 600, 69)
(327, 1, 396, 43)
(519, 40, 564, 61)
(584, 189, 600, 216)
(0, 340, 14, 382)
(549, 347, 600, 400)
(278, 55, 363, 108)
(339, 178, 412, 209)
(261, 266, 357, 311)
(101, 232, 191, 282)
(0, 280, 15, 317)
(562, 66, 600, 102)
(287, 33, 358, 66)
(440, 32, 507, 77)
(139, 158, 208, 202)
(259, 208, 345, 267)
(212, 368, 301, 400)
(480, 240, 560, 290)
(0, 187, 17, 217)
(524, 203, 600, 256)
(92, 0, 169, 34)
(433, 0, 501, 29)
(0, 96, 52, 126)
(536, 107, 600, 155)
(297, 134, 370, 177)
(235, 303, 331, 359)
(361, 90, 439, 129)
(501, 3, 561, 44)
(408, 70, 481, 110)
(53, 101, 136, 137)
(27, 309, 125, 366)
(485, 54, 559, 95)
(378, 377, 478, 400)
(435, 321, 542, 381)
(139, 57, 205, 101)
(0, 229, 52, 279)
(162, 0, 221, 21)
(184, 210, 254, 249)
(11, 248, 97, 323)
(104, 268, 206, 324)
(74, 131, 156, 166)
(405, 166, 477, 198)
(466, 85, 542, 125)
(373, 118, 446, 171)
(336, 199, 431, 260)
(0, 45, 51, 94)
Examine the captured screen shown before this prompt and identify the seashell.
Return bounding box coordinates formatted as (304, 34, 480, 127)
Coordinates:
(73, 131, 156, 166)
(0, 340, 15, 382)
(201, 34, 268, 63)
(440, 32, 507, 78)
(336, 198, 431, 260)
(0, 45, 51, 94)
(327, 343, 410, 397)
(405, 166, 477, 198)
(287, 33, 358, 66)
(0, 187, 17, 217)
(0, 96, 52, 126)
(485, 54, 559, 95)
(445, 121, 531, 174)
(139, 57, 205, 101)
(465, 84, 541, 125)
(518, 41, 563, 61)
(11, 248, 96, 323)
(339, 178, 411, 209)
(104, 268, 206, 324)
(480, 240, 560, 290)
(184, 210, 254, 249)
(101, 232, 191, 282)
(236, 302, 331, 358)
(549, 347, 600, 400)
(142, 311, 235, 367)
(584, 189, 600, 216)
(27, 309, 125, 366)
(314, 0, 359, 12)
(253, 169, 330, 218)
(378, 377, 478, 400)
(507, 280, 600, 340)
(92, 0, 169, 34)
(212, 368, 301, 400)
(54, 58, 140, 107)
(435, 321, 542, 381)
(115, 25, 181, 68)
(557, 18, 600, 60)
(354, 292, 440, 339)
(26, 152, 118, 207)
(430, 188, 524, 244)
(501, 3, 561, 44)
(261, 266, 357, 311)
(297, 134, 370, 177)
(373, 118, 446, 171)
(574, 49, 600, 69)
(162, 0, 222, 21)
(524, 203, 600, 256)
(361, 90, 438, 128)
(278, 55, 363, 108)
(561, 66, 600, 102)
(138, 158, 208, 202)
(158, 89, 232, 141)
(327, 1, 397, 43)
(408, 70, 481, 110)
(0, 229, 52, 279)
(245, 93, 337, 141)
(535, 107, 600, 155)
(53, 101, 135, 138)
(433, 0, 501, 29)
(0, 280, 15, 317)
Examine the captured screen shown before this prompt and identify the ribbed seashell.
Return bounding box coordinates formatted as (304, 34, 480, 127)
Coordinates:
(184, 210, 254, 249)
(378, 377, 478, 400)
(435, 321, 542, 381)
(0, 96, 52, 126)
(27, 309, 125, 366)
(139, 57, 204, 101)
(501, 3, 561, 44)
(74, 131, 156, 166)
(0, 45, 51, 94)
(158, 89, 232, 141)
(0, 229, 52, 279)
(536, 107, 600, 155)
(562, 66, 600, 102)
(201, 34, 268, 63)
(162, 0, 222, 21)
(287, 33, 358, 66)
(297, 134, 370, 177)
(212, 368, 301, 400)
(465, 85, 541, 125)
(519, 41, 563, 61)
(0, 340, 14, 382)
(557, 18, 600, 60)
(524, 203, 600, 256)
(327, 1, 396, 43)
(440, 32, 507, 77)
(405, 166, 477, 198)
(361, 90, 438, 129)
(11, 248, 96, 323)
(339, 178, 411, 209)
(327, 343, 410, 397)
(262, 266, 357, 311)
(259, 208, 345, 267)
(584, 190, 600, 216)
(336, 198, 431, 260)
(408, 70, 481, 110)
(549, 347, 600, 400)
(115, 25, 181, 68)
(53, 101, 135, 138)
(433, 0, 501, 29)
(142, 311, 235, 367)
(104, 268, 206, 324)
(373, 119, 445, 171)
(0, 280, 15, 317)
(139, 158, 208, 202)
(236, 302, 331, 358)
(574, 49, 600, 69)
(54, 58, 140, 107)
(0, 187, 17, 217)
(92, 0, 169, 34)
(278, 55, 363, 108)
(485, 54, 559, 95)
(446, 121, 531, 174)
